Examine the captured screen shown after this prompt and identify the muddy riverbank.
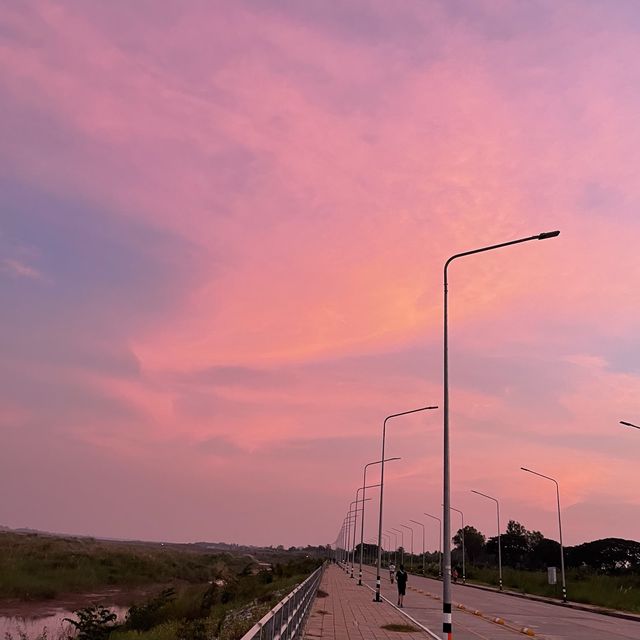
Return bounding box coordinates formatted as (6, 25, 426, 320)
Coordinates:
(0, 586, 158, 639)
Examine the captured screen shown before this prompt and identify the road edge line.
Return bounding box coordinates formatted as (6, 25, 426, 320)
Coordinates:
(364, 584, 440, 640)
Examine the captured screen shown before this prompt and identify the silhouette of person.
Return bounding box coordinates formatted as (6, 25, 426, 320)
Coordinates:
(396, 564, 408, 608)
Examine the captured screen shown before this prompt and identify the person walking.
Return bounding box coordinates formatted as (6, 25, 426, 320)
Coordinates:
(389, 562, 396, 584)
(396, 564, 408, 608)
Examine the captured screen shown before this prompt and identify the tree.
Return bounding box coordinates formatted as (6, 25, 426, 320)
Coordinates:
(489, 520, 546, 569)
(495, 520, 531, 568)
(529, 538, 561, 570)
(453, 526, 486, 563)
(566, 538, 640, 573)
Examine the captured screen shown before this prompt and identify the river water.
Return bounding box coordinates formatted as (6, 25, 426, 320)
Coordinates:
(0, 589, 141, 639)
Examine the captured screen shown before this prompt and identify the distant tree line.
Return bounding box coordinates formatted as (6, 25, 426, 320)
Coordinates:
(452, 520, 640, 574)
(353, 521, 640, 575)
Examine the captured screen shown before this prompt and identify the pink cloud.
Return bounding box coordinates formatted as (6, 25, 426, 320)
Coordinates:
(0, 0, 639, 546)
(1, 257, 42, 280)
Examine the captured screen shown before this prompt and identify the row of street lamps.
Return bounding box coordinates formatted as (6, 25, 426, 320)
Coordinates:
(337, 411, 640, 626)
(374, 407, 438, 601)
(334, 230, 563, 640)
(388, 469, 564, 601)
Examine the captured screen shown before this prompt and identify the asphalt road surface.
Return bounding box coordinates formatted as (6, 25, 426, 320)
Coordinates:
(357, 565, 640, 640)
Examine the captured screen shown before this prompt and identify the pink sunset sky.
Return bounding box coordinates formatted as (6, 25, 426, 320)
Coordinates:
(1, 1, 639, 549)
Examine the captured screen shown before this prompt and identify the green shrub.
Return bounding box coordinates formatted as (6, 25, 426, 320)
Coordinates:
(110, 622, 178, 640)
(176, 619, 209, 640)
(125, 588, 176, 631)
(64, 605, 119, 640)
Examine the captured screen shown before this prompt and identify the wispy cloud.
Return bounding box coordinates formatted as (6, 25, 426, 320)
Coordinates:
(1, 257, 42, 280)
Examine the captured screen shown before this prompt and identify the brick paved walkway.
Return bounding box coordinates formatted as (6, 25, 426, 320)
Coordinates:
(303, 565, 430, 640)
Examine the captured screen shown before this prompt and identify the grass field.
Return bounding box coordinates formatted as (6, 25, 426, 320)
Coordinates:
(0, 531, 243, 600)
(464, 566, 640, 613)
(1, 531, 323, 640)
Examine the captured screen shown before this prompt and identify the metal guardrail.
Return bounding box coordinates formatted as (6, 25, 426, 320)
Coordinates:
(240, 564, 325, 640)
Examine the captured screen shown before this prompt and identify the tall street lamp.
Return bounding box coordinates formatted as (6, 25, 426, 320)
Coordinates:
(521, 467, 567, 602)
(340, 516, 350, 566)
(445, 505, 466, 584)
(359, 458, 401, 585)
(367, 538, 378, 565)
(346, 502, 360, 575)
(342, 515, 355, 566)
(391, 527, 405, 566)
(375, 406, 438, 602)
(335, 526, 343, 564)
(424, 512, 442, 578)
(400, 524, 414, 570)
(382, 534, 391, 566)
(409, 520, 425, 574)
(442, 230, 559, 639)
(471, 490, 502, 591)
(351, 494, 373, 578)
(621, 420, 640, 429)
(386, 530, 398, 565)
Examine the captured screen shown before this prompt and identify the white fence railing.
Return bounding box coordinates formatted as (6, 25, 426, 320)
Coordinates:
(240, 564, 325, 640)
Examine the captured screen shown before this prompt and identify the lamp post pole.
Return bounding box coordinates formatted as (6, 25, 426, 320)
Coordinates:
(340, 518, 348, 565)
(386, 530, 398, 565)
(347, 502, 360, 574)
(348, 504, 367, 575)
(366, 538, 376, 565)
(359, 458, 401, 585)
(424, 512, 442, 577)
(409, 520, 426, 574)
(342, 516, 353, 566)
(447, 506, 466, 584)
(442, 230, 559, 639)
(391, 528, 405, 566)
(521, 467, 567, 602)
(375, 406, 438, 602)
(352, 489, 375, 579)
(471, 490, 502, 590)
(400, 524, 414, 571)
(382, 534, 390, 567)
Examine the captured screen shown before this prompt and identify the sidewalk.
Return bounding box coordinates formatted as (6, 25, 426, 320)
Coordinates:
(303, 565, 430, 640)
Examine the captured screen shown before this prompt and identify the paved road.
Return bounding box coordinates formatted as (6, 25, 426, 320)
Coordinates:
(358, 565, 640, 639)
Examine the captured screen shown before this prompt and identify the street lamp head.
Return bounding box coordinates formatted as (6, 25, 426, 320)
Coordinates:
(537, 230, 560, 240)
(520, 467, 530, 472)
(621, 421, 640, 429)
